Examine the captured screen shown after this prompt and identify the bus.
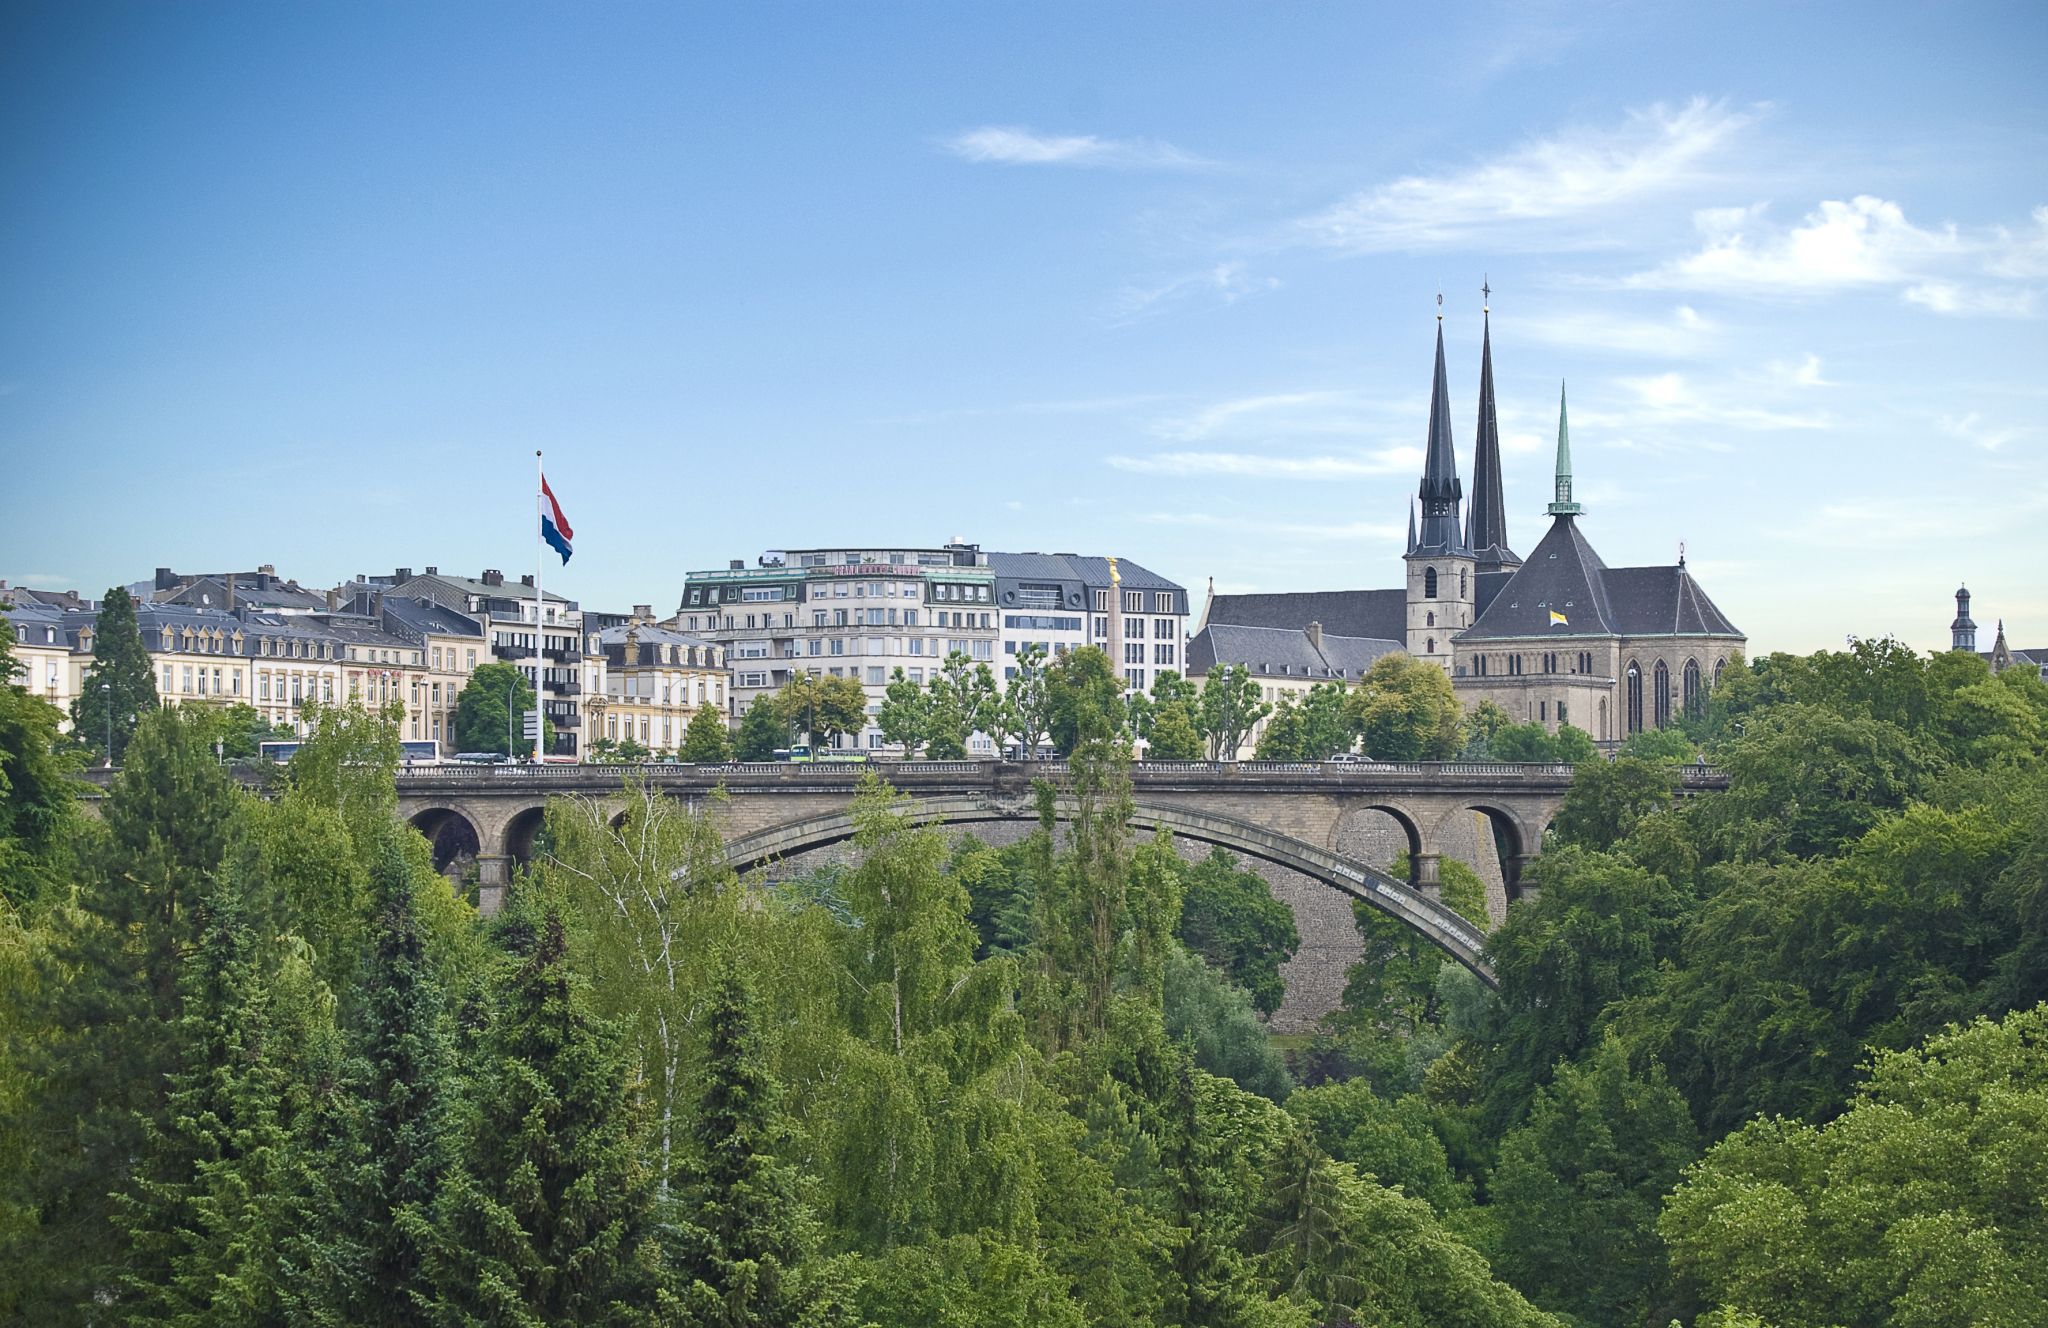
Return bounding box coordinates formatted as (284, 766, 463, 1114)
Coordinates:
(773, 744, 869, 765)
(258, 739, 442, 765)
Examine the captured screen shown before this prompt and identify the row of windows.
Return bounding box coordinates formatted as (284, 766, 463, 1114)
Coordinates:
(1623, 658, 1720, 734)
(1473, 650, 1597, 678)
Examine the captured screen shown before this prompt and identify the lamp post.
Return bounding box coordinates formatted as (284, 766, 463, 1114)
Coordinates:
(102, 680, 112, 768)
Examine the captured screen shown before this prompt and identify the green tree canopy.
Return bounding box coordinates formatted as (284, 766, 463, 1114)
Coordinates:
(774, 671, 867, 753)
(1176, 849, 1301, 1017)
(734, 693, 784, 761)
(1197, 663, 1272, 761)
(70, 585, 158, 765)
(451, 661, 544, 757)
(1350, 653, 1461, 761)
(677, 702, 735, 763)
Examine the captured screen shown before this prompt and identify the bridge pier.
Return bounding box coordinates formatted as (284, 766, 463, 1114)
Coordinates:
(1411, 851, 1442, 898)
(476, 855, 511, 917)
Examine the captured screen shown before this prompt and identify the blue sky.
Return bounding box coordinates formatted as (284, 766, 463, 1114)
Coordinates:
(3, 1, 2044, 653)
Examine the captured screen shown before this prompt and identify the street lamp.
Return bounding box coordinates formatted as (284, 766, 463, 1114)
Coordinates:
(102, 680, 112, 768)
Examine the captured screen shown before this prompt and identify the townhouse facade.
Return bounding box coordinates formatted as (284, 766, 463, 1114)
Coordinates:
(591, 612, 728, 753)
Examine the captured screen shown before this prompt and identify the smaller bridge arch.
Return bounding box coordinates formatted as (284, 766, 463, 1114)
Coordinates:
(408, 805, 482, 876)
(1433, 800, 1550, 904)
(504, 805, 548, 868)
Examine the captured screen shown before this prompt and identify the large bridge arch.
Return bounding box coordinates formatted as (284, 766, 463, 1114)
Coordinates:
(1432, 800, 1550, 902)
(722, 795, 1494, 985)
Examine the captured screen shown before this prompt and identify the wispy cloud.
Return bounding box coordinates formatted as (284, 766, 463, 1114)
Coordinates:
(1518, 303, 1718, 358)
(1297, 98, 1758, 252)
(1136, 511, 1405, 542)
(1631, 195, 2042, 316)
(943, 125, 1207, 169)
(1110, 261, 1280, 325)
(1107, 448, 1421, 480)
(1769, 353, 1832, 388)
(1150, 390, 1361, 442)
(1579, 372, 1831, 438)
(1938, 411, 2026, 452)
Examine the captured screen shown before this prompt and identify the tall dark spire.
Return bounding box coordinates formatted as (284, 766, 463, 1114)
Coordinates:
(1413, 317, 1468, 556)
(1466, 300, 1517, 571)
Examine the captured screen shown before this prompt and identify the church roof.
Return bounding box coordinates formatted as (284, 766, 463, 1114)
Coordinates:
(1204, 588, 1407, 642)
(1460, 513, 1741, 641)
(1187, 622, 1401, 683)
(1466, 310, 1517, 569)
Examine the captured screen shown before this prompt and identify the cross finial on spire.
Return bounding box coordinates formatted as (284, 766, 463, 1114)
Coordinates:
(1436, 290, 1443, 322)
(1481, 276, 1491, 311)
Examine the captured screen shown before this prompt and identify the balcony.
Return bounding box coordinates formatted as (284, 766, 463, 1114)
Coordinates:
(495, 644, 535, 660)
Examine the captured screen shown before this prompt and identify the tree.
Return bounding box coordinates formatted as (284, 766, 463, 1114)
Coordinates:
(1350, 653, 1462, 760)
(1662, 1004, 2048, 1328)
(669, 956, 819, 1326)
(70, 584, 158, 765)
(1198, 664, 1272, 761)
(190, 700, 292, 761)
(1005, 642, 1056, 758)
(1254, 696, 1305, 761)
(0, 619, 76, 909)
(1176, 849, 1300, 1017)
(774, 671, 867, 753)
(878, 668, 933, 756)
(115, 872, 325, 1325)
(678, 704, 734, 763)
(1547, 756, 1679, 852)
(1164, 946, 1294, 1102)
(924, 652, 984, 759)
(452, 661, 545, 757)
(1139, 671, 1204, 760)
(1045, 646, 1127, 754)
(1489, 1037, 1699, 1326)
(735, 695, 784, 762)
(431, 903, 660, 1322)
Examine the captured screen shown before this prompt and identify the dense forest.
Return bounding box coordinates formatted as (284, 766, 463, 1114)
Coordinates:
(2, 619, 2046, 1327)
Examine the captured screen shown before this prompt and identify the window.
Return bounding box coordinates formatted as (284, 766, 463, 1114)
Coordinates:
(866, 666, 885, 685)
(741, 587, 778, 602)
(1426, 611, 1435, 627)
(1154, 643, 1176, 665)
(1682, 658, 1702, 718)
(1714, 658, 1726, 690)
(1626, 661, 1643, 734)
(182, 666, 193, 693)
(1540, 701, 1548, 721)
(1155, 617, 1173, 638)
(1123, 590, 1142, 613)
(1424, 567, 1438, 599)
(1654, 660, 1671, 728)
(1125, 642, 1144, 664)
(1460, 568, 1468, 597)
(1558, 701, 1568, 727)
(1154, 592, 1171, 613)
(1426, 637, 1436, 654)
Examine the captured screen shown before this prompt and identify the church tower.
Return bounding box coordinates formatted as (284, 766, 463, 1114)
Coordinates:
(1466, 299, 1520, 574)
(1405, 312, 1475, 672)
(1951, 585, 1978, 653)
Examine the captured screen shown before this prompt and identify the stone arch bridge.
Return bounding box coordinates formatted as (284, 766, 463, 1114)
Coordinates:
(395, 759, 1726, 985)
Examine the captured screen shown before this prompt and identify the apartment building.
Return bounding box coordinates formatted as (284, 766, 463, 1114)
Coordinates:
(591, 613, 728, 753)
(675, 541, 998, 752)
(987, 552, 1190, 694)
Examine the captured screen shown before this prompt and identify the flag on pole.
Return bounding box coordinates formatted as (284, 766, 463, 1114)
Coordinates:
(1548, 609, 1568, 626)
(540, 473, 574, 564)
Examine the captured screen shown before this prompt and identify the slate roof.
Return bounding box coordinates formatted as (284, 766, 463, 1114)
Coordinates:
(986, 551, 1188, 614)
(380, 596, 486, 640)
(1203, 588, 1407, 643)
(1, 605, 72, 648)
(1187, 622, 1401, 683)
(1461, 514, 1741, 641)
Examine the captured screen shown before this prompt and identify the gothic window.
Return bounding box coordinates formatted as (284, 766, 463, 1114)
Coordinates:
(1653, 660, 1671, 728)
(1424, 567, 1438, 599)
(1714, 658, 1726, 689)
(1682, 658, 1702, 718)
(1626, 661, 1643, 734)
(1426, 637, 1436, 654)
(1460, 568, 1468, 597)
(1426, 611, 1435, 627)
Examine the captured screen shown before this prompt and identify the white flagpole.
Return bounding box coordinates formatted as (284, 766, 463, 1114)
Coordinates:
(534, 449, 544, 763)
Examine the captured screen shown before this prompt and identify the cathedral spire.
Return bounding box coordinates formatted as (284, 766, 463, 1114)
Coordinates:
(1406, 497, 1417, 553)
(1546, 381, 1582, 517)
(1466, 297, 1517, 570)
(1413, 317, 1468, 555)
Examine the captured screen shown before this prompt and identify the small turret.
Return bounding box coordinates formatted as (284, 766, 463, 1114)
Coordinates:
(1952, 585, 1977, 653)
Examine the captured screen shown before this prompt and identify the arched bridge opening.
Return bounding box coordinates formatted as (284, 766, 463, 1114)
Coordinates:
(722, 796, 1495, 986)
(504, 806, 548, 869)
(408, 806, 482, 876)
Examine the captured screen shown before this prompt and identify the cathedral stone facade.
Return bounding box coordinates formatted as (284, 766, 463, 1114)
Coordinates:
(1193, 309, 1746, 743)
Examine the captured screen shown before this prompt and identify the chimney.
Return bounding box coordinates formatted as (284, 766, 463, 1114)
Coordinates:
(520, 574, 534, 588)
(258, 564, 276, 576)
(633, 603, 653, 620)
(372, 589, 384, 617)
(425, 565, 437, 575)
(325, 588, 339, 611)
(481, 569, 504, 587)
(155, 567, 175, 590)
(393, 567, 413, 584)
(224, 573, 236, 612)
(729, 559, 744, 571)
(1306, 621, 1323, 651)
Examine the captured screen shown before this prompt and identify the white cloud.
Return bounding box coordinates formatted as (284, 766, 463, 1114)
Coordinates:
(1518, 303, 1718, 358)
(1298, 98, 1757, 252)
(1110, 261, 1280, 325)
(1582, 372, 1829, 436)
(1149, 390, 1364, 442)
(943, 125, 1206, 169)
(1938, 412, 2025, 452)
(1631, 195, 2044, 316)
(1107, 449, 1421, 479)
(1769, 353, 1832, 388)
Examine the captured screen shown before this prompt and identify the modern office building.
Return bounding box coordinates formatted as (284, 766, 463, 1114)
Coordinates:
(987, 551, 1190, 694)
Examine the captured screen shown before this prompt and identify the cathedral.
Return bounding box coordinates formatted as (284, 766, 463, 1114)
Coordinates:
(1190, 308, 1747, 744)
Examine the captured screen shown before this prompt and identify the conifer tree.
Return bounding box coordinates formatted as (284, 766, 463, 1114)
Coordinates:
(10, 708, 242, 1321)
(670, 955, 816, 1326)
(431, 901, 659, 1324)
(294, 826, 461, 1327)
(70, 584, 158, 765)
(117, 875, 303, 1325)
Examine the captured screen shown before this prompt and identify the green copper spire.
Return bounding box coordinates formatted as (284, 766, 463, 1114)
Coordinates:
(1547, 380, 1581, 516)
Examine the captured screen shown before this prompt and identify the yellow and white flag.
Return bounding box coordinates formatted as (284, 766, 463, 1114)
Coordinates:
(1548, 610, 1568, 626)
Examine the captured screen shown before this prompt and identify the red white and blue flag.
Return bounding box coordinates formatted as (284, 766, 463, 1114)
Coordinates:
(540, 473, 574, 564)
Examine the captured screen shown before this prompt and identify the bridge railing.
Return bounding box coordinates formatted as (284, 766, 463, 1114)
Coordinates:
(389, 758, 1698, 786)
